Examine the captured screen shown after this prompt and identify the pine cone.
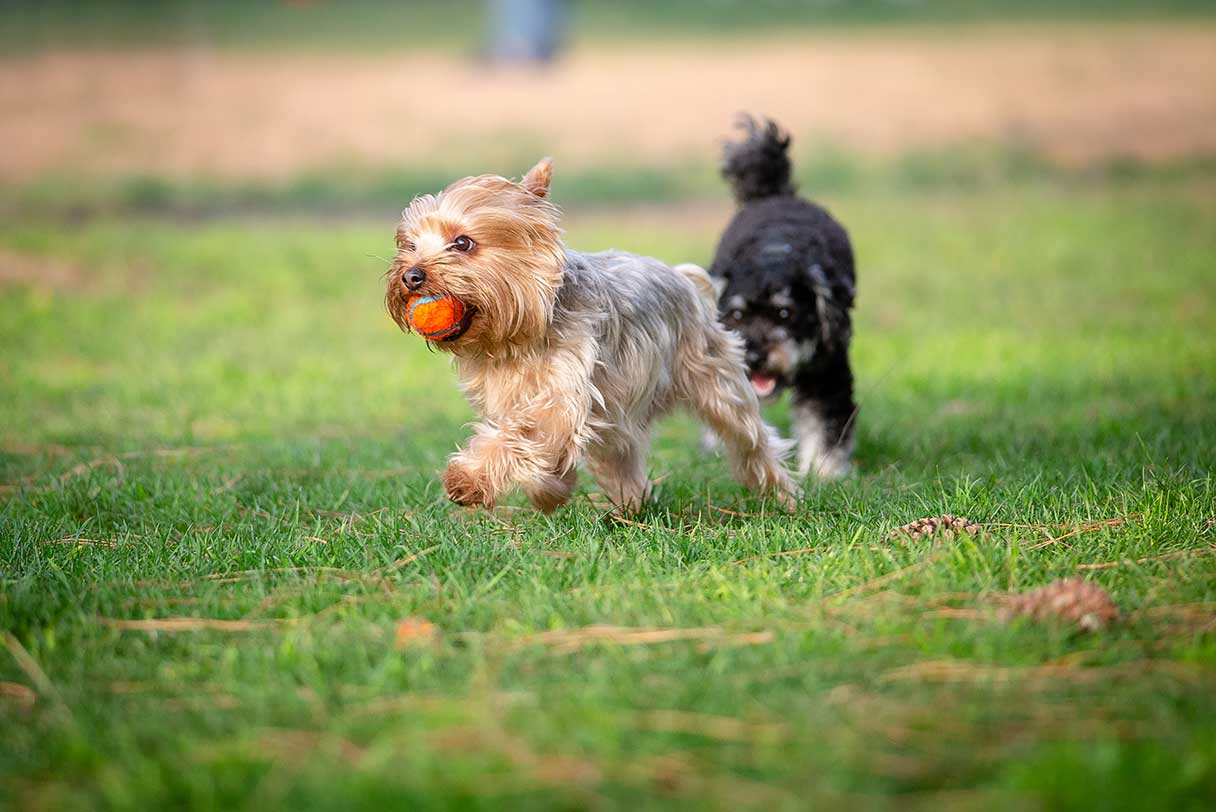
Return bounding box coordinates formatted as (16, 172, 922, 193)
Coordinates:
(1000, 578, 1119, 632)
(887, 514, 983, 542)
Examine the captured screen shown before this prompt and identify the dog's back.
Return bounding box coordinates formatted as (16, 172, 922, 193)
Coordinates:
(708, 115, 858, 481)
(712, 116, 854, 302)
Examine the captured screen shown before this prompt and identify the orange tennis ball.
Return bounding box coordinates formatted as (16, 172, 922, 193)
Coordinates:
(406, 294, 468, 340)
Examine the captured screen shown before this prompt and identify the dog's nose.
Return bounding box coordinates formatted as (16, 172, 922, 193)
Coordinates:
(402, 267, 426, 290)
(745, 348, 762, 366)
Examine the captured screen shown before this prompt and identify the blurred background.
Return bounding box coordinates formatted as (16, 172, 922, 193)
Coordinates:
(4, 0, 1215, 218)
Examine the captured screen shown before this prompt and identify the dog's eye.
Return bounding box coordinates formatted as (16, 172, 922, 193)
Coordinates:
(730, 309, 743, 321)
(451, 235, 475, 253)
(778, 308, 790, 320)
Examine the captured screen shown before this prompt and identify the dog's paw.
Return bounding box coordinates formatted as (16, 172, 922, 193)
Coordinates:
(774, 488, 799, 513)
(768, 474, 801, 513)
(442, 460, 493, 508)
(798, 448, 852, 482)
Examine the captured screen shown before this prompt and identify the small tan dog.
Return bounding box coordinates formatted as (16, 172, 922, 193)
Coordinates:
(386, 158, 796, 513)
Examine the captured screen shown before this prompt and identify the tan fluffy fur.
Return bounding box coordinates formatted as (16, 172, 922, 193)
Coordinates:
(387, 159, 796, 513)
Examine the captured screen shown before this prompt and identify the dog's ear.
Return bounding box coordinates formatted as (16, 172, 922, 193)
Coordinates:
(807, 263, 851, 348)
(522, 157, 553, 198)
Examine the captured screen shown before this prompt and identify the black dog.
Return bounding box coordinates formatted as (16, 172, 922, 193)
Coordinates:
(709, 115, 857, 480)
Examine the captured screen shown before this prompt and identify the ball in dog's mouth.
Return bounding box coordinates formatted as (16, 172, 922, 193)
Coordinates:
(440, 305, 476, 342)
(750, 373, 778, 398)
(406, 294, 476, 342)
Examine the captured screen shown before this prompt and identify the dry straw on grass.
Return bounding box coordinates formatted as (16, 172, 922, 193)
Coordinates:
(101, 616, 292, 633)
(512, 625, 774, 654)
(639, 709, 786, 743)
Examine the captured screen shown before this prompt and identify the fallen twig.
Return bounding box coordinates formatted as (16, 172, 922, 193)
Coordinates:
(710, 504, 768, 519)
(829, 556, 939, 603)
(606, 513, 654, 530)
(0, 681, 36, 709)
(101, 616, 293, 633)
(984, 514, 1139, 551)
(640, 709, 786, 742)
(1, 631, 76, 726)
(1, 632, 59, 700)
(513, 624, 773, 654)
(376, 543, 440, 575)
(730, 546, 826, 567)
(42, 537, 116, 547)
(203, 565, 361, 582)
(1076, 546, 1216, 571)
(879, 656, 1207, 686)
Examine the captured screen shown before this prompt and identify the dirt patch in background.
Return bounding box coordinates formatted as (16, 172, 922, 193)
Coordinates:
(2, 24, 1215, 182)
(0, 250, 89, 290)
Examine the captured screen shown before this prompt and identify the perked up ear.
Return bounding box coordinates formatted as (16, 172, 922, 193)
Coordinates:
(521, 157, 553, 198)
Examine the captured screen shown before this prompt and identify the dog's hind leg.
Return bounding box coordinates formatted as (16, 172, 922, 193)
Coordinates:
(585, 431, 652, 513)
(674, 322, 797, 508)
(524, 464, 579, 514)
(791, 350, 856, 480)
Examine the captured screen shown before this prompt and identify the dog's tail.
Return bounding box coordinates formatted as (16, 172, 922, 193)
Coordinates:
(674, 262, 721, 312)
(721, 114, 794, 204)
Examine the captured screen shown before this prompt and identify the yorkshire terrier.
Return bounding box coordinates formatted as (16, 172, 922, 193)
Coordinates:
(709, 115, 857, 480)
(386, 158, 796, 513)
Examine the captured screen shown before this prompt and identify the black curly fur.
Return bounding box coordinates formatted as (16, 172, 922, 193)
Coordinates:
(710, 114, 858, 478)
(721, 114, 794, 203)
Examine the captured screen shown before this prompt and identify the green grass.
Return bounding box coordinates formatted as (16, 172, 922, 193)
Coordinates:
(2, 175, 1215, 810)
(10, 146, 1215, 220)
(5, 0, 1216, 51)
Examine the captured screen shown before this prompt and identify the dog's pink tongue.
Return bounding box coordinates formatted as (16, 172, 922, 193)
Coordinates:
(751, 374, 777, 398)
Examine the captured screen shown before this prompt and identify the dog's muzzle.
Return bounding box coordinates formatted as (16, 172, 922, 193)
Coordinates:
(750, 373, 778, 398)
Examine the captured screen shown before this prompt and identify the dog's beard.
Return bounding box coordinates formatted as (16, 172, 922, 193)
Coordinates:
(387, 173, 566, 354)
(746, 335, 816, 398)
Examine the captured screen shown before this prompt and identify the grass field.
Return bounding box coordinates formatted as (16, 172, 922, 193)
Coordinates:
(2, 165, 1215, 809)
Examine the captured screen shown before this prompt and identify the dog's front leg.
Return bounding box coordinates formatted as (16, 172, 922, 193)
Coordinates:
(441, 438, 500, 509)
(443, 409, 588, 512)
(444, 349, 595, 511)
(442, 426, 544, 509)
